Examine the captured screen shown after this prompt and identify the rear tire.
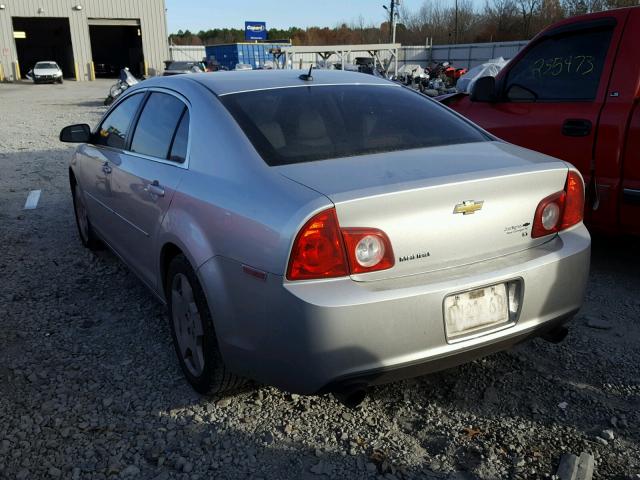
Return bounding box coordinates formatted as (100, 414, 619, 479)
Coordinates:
(166, 254, 244, 395)
(72, 183, 101, 251)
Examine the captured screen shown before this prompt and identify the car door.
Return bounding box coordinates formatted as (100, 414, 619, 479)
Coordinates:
(620, 104, 640, 234)
(107, 90, 190, 289)
(75, 93, 145, 242)
(461, 17, 622, 185)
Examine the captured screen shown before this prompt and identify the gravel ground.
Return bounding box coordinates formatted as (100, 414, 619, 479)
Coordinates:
(0, 80, 639, 480)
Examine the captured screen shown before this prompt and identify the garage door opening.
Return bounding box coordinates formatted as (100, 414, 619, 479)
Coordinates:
(89, 23, 144, 78)
(12, 17, 74, 79)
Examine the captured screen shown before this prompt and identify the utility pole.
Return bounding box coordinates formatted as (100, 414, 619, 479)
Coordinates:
(454, 0, 459, 44)
(389, 0, 395, 44)
(383, 0, 400, 44)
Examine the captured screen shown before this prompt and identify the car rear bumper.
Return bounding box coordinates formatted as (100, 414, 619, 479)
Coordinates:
(198, 224, 590, 394)
(318, 311, 574, 395)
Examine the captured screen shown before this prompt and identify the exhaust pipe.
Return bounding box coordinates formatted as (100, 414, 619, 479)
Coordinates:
(333, 385, 368, 409)
(541, 326, 568, 344)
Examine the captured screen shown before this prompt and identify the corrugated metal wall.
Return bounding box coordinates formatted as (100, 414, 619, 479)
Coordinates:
(424, 41, 529, 69)
(0, 0, 169, 81)
(265, 41, 528, 71)
(136, 40, 528, 79)
(169, 45, 206, 62)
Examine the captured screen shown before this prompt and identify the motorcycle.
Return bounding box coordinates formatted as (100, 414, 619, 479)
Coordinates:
(104, 68, 139, 106)
(427, 61, 468, 89)
(394, 65, 430, 92)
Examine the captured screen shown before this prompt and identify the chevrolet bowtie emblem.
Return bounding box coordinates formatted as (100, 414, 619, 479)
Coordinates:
(453, 200, 484, 215)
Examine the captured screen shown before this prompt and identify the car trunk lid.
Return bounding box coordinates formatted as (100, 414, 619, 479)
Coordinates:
(278, 141, 570, 281)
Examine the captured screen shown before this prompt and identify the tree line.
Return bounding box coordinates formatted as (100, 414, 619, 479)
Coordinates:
(169, 0, 638, 46)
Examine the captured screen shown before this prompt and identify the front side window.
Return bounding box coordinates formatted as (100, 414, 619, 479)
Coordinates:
(131, 93, 187, 159)
(220, 85, 487, 166)
(96, 93, 144, 149)
(505, 27, 613, 102)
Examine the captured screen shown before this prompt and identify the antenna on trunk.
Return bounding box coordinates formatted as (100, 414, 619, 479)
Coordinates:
(299, 65, 313, 81)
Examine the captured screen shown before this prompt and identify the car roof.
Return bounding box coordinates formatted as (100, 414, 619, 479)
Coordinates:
(177, 69, 395, 96)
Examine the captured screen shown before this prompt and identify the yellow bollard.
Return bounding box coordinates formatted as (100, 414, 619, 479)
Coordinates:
(144, 61, 148, 77)
(0, 63, 4, 82)
(14, 61, 21, 81)
(89, 61, 96, 81)
(74, 62, 79, 81)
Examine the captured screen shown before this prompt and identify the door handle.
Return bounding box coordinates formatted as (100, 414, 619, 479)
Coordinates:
(145, 180, 165, 197)
(102, 162, 112, 174)
(562, 119, 592, 137)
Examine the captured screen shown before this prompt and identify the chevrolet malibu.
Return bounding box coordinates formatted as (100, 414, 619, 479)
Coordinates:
(60, 70, 590, 399)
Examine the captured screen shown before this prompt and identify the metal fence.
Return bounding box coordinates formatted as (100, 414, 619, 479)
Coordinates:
(169, 45, 206, 62)
(169, 40, 529, 70)
(422, 41, 529, 69)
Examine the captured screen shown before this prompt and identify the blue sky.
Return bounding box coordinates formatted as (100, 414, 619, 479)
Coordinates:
(165, 0, 430, 33)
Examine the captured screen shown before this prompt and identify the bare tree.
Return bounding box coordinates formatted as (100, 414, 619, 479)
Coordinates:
(170, 0, 638, 49)
(562, 0, 605, 15)
(483, 0, 519, 40)
(519, 0, 541, 37)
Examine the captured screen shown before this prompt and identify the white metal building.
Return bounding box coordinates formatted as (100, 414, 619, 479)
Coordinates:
(0, 0, 169, 81)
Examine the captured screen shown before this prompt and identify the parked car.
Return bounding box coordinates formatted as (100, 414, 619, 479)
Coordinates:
(441, 6, 640, 236)
(59, 70, 590, 401)
(163, 61, 204, 76)
(234, 63, 252, 71)
(29, 61, 63, 84)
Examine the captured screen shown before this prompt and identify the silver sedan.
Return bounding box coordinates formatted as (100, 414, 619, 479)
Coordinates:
(60, 70, 590, 399)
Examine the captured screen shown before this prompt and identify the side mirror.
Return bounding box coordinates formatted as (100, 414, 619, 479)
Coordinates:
(470, 76, 498, 103)
(60, 124, 91, 143)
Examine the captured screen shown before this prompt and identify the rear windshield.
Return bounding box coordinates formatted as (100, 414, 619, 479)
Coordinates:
(220, 84, 488, 166)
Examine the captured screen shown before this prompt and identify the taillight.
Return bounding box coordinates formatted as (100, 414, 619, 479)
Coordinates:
(286, 209, 348, 280)
(531, 171, 584, 238)
(561, 171, 585, 229)
(342, 229, 395, 274)
(286, 208, 395, 280)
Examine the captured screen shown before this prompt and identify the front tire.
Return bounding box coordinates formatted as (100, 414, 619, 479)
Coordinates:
(167, 255, 244, 395)
(72, 183, 101, 250)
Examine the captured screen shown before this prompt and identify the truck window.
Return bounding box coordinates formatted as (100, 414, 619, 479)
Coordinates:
(505, 27, 613, 102)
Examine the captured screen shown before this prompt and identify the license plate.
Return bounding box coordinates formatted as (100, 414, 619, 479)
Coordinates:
(444, 284, 510, 339)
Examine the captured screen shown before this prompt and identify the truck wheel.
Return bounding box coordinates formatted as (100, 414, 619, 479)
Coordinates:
(167, 254, 245, 395)
(72, 183, 101, 250)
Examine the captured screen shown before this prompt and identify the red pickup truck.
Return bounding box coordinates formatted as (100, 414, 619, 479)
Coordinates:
(442, 7, 640, 235)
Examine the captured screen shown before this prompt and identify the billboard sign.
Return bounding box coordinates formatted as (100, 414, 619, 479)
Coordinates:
(245, 21, 267, 41)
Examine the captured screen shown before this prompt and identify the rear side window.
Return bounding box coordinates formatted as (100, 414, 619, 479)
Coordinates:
(220, 84, 487, 166)
(131, 92, 187, 159)
(169, 110, 190, 163)
(96, 93, 144, 149)
(505, 27, 613, 101)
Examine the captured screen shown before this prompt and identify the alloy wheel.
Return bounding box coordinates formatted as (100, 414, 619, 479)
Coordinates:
(74, 185, 89, 243)
(171, 273, 205, 377)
